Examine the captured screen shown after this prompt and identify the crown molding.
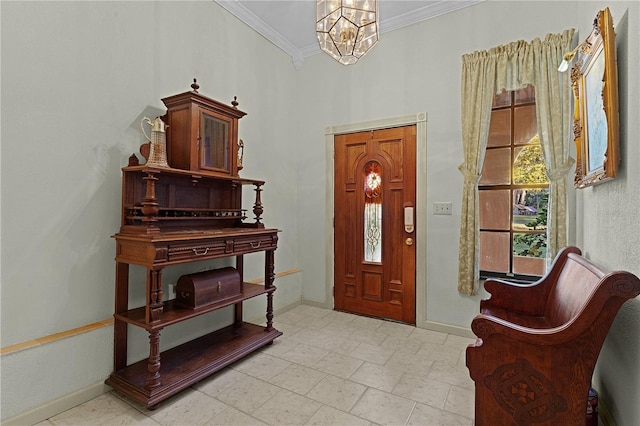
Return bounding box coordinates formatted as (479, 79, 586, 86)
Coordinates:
(380, 0, 483, 34)
(215, 0, 484, 70)
(214, 0, 304, 69)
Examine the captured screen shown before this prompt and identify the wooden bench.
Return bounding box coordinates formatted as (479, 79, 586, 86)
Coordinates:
(466, 246, 640, 425)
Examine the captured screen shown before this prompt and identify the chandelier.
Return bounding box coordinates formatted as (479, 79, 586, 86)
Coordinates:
(316, 0, 379, 65)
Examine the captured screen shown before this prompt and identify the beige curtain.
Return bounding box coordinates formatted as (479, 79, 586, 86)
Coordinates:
(457, 52, 496, 295)
(457, 29, 575, 295)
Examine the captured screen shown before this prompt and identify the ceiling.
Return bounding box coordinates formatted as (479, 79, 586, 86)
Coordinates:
(214, 0, 483, 68)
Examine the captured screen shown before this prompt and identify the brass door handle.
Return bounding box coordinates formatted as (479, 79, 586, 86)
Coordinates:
(406, 238, 413, 246)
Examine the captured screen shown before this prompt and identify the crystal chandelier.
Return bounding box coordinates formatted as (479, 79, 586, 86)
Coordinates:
(316, 0, 379, 65)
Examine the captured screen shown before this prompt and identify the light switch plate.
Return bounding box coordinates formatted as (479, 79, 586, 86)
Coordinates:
(434, 202, 452, 215)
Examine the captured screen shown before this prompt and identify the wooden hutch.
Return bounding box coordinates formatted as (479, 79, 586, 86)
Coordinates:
(106, 80, 281, 408)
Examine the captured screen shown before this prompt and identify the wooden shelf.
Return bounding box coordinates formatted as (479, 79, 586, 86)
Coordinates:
(109, 83, 279, 410)
(106, 322, 282, 408)
(123, 164, 265, 186)
(115, 283, 274, 330)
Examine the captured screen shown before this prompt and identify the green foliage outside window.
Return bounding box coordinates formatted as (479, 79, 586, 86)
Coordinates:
(512, 136, 549, 259)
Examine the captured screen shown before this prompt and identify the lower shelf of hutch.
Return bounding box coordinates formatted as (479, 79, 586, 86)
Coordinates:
(106, 322, 282, 408)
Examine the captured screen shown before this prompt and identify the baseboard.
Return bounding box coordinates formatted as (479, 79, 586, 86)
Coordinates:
(247, 298, 303, 324)
(418, 319, 475, 339)
(2, 382, 112, 426)
(300, 297, 332, 310)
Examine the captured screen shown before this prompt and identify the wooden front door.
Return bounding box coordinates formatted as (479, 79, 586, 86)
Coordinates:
(334, 125, 416, 324)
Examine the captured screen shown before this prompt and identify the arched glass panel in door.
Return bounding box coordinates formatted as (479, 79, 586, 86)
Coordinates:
(364, 161, 382, 263)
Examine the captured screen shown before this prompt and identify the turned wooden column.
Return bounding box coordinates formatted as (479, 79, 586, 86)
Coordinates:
(253, 183, 264, 227)
(146, 330, 161, 389)
(146, 268, 164, 323)
(264, 249, 275, 331)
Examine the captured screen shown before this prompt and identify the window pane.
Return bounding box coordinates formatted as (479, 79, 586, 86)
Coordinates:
(487, 109, 511, 147)
(512, 189, 548, 231)
(480, 148, 511, 185)
(513, 240, 546, 276)
(364, 162, 382, 263)
(480, 231, 510, 273)
(479, 189, 510, 230)
(513, 232, 547, 263)
(513, 144, 549, 185)
(514, 105, 537, 145)
(493, 88, 511, 107)
(515, 85, 535, 104)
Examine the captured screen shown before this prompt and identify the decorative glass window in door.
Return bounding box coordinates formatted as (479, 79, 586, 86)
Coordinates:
(364, 161, 382, 263)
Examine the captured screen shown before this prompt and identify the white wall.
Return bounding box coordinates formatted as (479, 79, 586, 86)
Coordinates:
(297, 0, 583, 325)
(296, 1, 640, 425)
(573, 3, 640, 425)
(0, 1, 301, 420)
(2, 0, 639, 424)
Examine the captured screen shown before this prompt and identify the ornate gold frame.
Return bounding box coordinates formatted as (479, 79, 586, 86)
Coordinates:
(571, 8, 619, 188)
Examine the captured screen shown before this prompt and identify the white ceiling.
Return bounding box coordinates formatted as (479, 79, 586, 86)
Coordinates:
(214, 0, 483, 68)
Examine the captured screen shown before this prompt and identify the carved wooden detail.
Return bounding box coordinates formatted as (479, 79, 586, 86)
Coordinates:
(106, 82, 281, 409)
(467, 246, 640, 425)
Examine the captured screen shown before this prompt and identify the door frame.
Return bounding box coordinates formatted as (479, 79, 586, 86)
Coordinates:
(324, 113, 428, 329)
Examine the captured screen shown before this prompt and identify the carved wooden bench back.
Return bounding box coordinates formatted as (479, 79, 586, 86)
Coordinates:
(545, 253, 605, 327)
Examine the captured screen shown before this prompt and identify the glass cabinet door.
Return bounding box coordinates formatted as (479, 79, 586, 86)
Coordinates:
(201, 112, 230, 172)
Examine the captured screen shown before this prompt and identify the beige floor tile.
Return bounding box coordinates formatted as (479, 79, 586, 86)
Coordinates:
(407, 402, 473, 425)
(349, 362, 404, 392)
(276, 309, 307, 325)
(205, 406, 267, 425)
(320, 321, 357, 338)
(443, 334, 476, 350)
(305, 405, 372, 426)
(392, 373, 451, 408)
(306, 375, 367, 412)
(301, 306, 332, 319)
(49, 393, 134, 425)
(251, 389, 322, 425)
(268, 363, 327, 394)
(427, 361, 475, 391)
(322, 310, 357, 325)
(380, 334, 424, 355)
(444, 385, 475, 420)
(194, 369, 250, 399)
(407, 328, 448, 345)
(43, 307, 479, 426)
(384, 349, 435, 377)
(350, 388, 415, 426)
(312, 333, 361, 356)
(213, 374, 281, 414)
(273, 321, 303, 337)
(257, 337, 300, 358)
(349, 341, 396, 365)
(417, 342, 465, 366)
(312, 351, 363, 378)
(147, 390, 227, 426)
(103, 409, 162, 426)
(232, 352, 291, 381)
(349, 315, 384, 330)
(348, 327, 389, 346)
(376, 321, 414, 338)
(270, 342, 329, 367)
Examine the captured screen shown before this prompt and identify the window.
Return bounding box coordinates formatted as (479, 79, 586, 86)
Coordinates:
(479, 85, 549, 280)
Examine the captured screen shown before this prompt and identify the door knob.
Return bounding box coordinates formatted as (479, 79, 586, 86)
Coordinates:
(405, 238, 413, 246)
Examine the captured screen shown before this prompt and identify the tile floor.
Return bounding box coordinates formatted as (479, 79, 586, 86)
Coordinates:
(38, 305, 476, 425)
